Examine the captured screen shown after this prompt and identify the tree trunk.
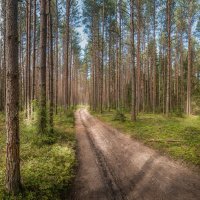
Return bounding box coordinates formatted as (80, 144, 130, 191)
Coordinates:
(136, 0, 141, 113)
(55, 0, 59, 114)
(39, 0, 47, 134)
(130, 0, 136, 121)
(153, 0, 156, 113)
(166, 0, 171, 116)
(186, 4, 192, 115)
(49, 0, 54, 133)
(100, 1, 105, 113)
(65, 0, 71, 109)
(6, 0, 21, 194)
(25, 0, 32, 118)
(32, 0, 37, 104)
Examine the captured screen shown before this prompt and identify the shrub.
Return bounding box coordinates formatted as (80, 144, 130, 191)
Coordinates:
(113, 110, 126, 122)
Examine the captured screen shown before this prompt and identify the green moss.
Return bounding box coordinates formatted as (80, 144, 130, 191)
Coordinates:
(94, 110, 200, 167)
(0, 110, 76, 200)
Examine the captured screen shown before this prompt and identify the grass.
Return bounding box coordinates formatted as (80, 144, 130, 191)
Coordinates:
(0, 109, 76, 200)
(93, 110, 200, 167)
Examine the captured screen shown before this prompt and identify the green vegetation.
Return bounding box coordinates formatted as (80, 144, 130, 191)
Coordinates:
(0, 110, 76, 200)
(94, 111, 200, 167)
(113, 110, 126, 122)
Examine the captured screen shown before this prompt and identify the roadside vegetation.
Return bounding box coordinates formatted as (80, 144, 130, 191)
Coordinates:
(0, 109, 76, 200)
(94, 110, 200, 167)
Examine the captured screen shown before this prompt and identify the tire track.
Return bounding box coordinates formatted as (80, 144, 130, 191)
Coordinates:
(79, 110, 127, 200)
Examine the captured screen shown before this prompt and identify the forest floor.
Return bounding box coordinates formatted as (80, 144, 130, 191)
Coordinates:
(0, 110, 76, 199)
(71, 109, 200, 200)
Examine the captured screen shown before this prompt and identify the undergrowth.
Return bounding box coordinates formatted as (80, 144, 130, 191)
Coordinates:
(0, 108, 76, 200)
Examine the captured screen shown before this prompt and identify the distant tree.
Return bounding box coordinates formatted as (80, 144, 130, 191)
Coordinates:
(39, 0, 47, 134)
(32, 0, 37, 105)
(49, 0, 54, 133)
(65, 0, 71, 109)
(130, 0, 136, 121)
(166, 0, 172, 116)
(186, 0, 199, 115)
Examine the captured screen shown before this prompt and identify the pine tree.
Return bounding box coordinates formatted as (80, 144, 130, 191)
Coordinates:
(5, 0, 21, 194)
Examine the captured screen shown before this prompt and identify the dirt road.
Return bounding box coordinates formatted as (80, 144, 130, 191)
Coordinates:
(71, 109, 200, 200)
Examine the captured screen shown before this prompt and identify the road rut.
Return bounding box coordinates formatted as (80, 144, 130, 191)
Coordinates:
(71, 109, 200, 200)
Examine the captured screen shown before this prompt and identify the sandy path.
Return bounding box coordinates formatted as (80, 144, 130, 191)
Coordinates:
(71, 109, 200, 200)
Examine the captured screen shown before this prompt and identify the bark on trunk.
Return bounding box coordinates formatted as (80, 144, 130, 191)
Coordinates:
(166, 0, 171, 116)
(39, 0, 47, 134)
(186, 4, 192, 115)
(6, 0, 21, 194)
(130, 0, 136, 121)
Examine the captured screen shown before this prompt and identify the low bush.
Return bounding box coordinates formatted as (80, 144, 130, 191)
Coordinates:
(113, 110, 126, 122)
(0, 110, 76, 200)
